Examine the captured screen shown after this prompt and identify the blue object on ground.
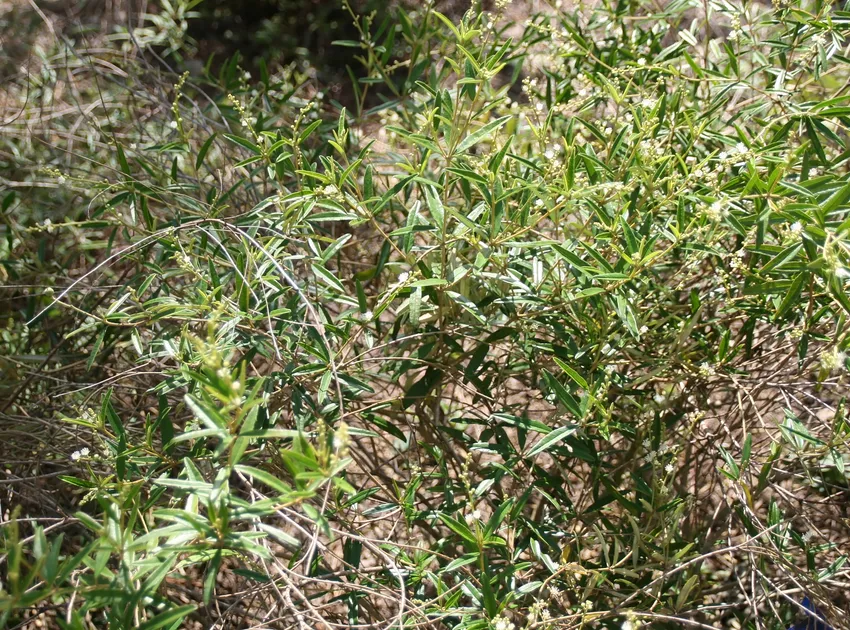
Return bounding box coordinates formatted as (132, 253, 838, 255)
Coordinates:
(787, 597, 833, 630)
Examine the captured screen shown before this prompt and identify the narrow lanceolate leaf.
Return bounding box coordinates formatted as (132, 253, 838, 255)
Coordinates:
(196, 133, 216, 169)
(402, 367, 441, 409)
(425, 184, 445, 229)
(437, 513, 477, 545)
(223, 133, 261, 155)
(137, 605, 197, 630)
(86, 328, 106, 372)
(542, 370, 583, 418)
(234, 464, 293, 496)
(184, 395, 227, 430)
(675, 574, 700, 611)
(312, 263, 345, 292)
(820, 178, 850, 215)
(774, 272, 806, 320)
(759, 242, 802, 274)
(456, 115, 512, 153)
(553, 357, 588, 389)
(526, 425, 578, 458)
(431, 11, 462, 41)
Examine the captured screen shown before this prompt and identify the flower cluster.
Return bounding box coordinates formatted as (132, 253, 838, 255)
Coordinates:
(492, 615, 515, 630)
(820, 347, 846, 373)
(70, 447, 90, 461)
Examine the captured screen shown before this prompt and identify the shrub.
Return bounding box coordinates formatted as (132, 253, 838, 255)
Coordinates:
(1, 0, 849, 628)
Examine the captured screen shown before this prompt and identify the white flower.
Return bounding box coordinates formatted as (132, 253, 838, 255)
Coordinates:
(820, 347, 846, 372)
(699, 362, 716, 377)
(637, 57, 647, 66)
(665, 463, 674, 473)
(169, 120, 178, 129)
(57, 176, 66, 185)
(718, 151, 728, 160)
(70, 447, 90, 461)
(322, 184, 339, 196)
(735, 142, 748, 154)
(535, 199, 544, 208)
(397, 271, 410, 284)
(705, 201, 728, 222)
(492, 616, 515, 630)
(790, 221, 803, 234)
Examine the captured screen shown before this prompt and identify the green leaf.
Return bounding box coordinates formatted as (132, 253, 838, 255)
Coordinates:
(402, 368, 442, 409)
(759, 242, 802, 274)
(137, 605, 197, 630)
(542, 370, 583, 418)
(456, 115, 512, 153)
(185, 395, 227, 430)
(821, 178, 850, 215)
(675, 574, 699, 611)
(553, 357, 588, 389)
(717, 445, 740, 480)
(526, 424, 578, 458)
(203, 550, 221, 606)
(432, 11, 462, 41)
(437, 513, 477, 545)
(223, 133, 261, 155)
(442, 553, 479, 573)
(425, 184, 445, 229)
(312, 263, 345, 292)
(234, 464, 294, 496)
(86, 328, 106, 372)
(196, 134, 216, 170)
(775, 272, 806, 320)
(485, 498, 513, 536)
